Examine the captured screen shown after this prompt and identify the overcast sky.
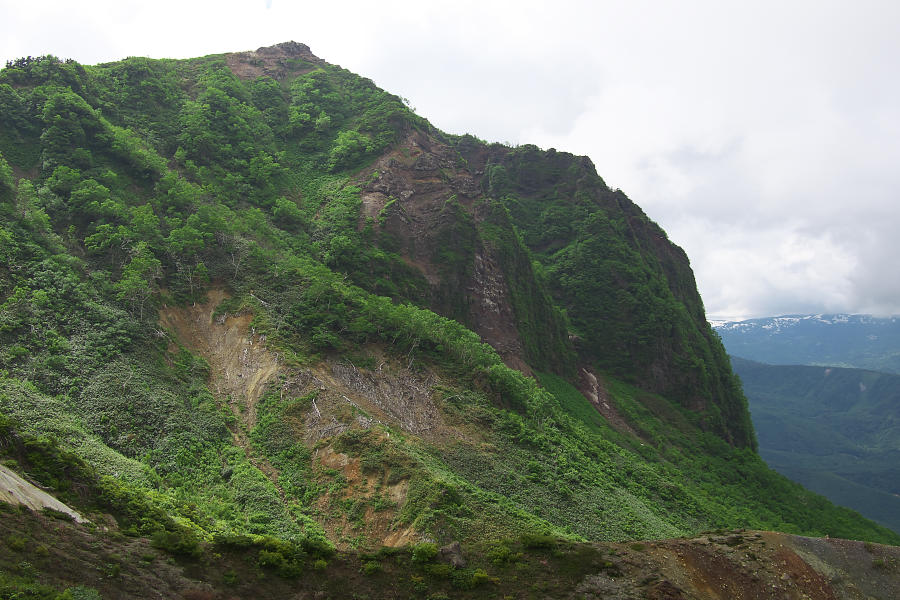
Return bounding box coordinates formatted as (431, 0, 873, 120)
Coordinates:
(3, 0, 899, 320)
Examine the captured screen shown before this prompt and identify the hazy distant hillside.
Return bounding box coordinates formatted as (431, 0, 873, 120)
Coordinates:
(733, 356, 900, 534)
(715, 314, 900, 373)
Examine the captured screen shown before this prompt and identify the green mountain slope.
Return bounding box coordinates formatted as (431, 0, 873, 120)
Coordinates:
(481, 145, 753, 447)
(0, 42, 896, 583)
(733, 356, 900, 533)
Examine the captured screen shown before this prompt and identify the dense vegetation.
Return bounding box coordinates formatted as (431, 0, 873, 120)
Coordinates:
(0, 45, 896, 599)
(473, 144, 754, 448)
(734, 357, 900, 534)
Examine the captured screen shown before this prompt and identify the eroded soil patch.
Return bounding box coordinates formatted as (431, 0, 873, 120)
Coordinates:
(159, 289, 281, 484)
(159, 294, 450, 547)
(314, 444, 416, 549)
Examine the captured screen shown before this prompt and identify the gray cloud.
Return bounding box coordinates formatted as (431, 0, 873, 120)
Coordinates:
(3, 0, 899, 319)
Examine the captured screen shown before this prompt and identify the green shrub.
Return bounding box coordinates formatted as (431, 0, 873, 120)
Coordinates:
(361, 560, 381, 575)
(212, 533, 254, 549)
(257, 548, 303, 578)
(471, 567, 490, 586)
(426, 563, 452, 579)
(375, 545, 405, 560)
(5, 534, 27, 551)
(301, 535, 335, 559)
(409, 574, 428, 593)
(257, 548, 286, 569)
(56, 586, 102, 600)
(520, 533, 557, 550)
(450, 568, 476, 590)
(41, 507, 74, 522)
(486, 542, 513, 565)
(411, 542, 438, 564)
(149, 529, 201, 557)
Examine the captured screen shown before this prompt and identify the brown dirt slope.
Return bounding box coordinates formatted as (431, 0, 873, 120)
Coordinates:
(156, 291, 468, 548)
(159, 290, 278, 431)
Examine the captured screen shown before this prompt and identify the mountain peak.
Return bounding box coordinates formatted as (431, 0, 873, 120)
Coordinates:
(225, 40, 323, 80)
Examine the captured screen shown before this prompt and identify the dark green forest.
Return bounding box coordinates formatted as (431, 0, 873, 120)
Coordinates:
(734, 356, 900, 534)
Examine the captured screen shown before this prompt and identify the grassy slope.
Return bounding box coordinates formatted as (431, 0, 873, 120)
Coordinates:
(535, 372, 898, 543)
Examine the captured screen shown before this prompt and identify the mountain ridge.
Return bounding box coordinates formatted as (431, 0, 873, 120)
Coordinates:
(714, 313, 900, 374)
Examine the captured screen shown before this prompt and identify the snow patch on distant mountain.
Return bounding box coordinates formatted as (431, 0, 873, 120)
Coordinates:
(712, 313, 900, 374)
(712, 314, 895, 332)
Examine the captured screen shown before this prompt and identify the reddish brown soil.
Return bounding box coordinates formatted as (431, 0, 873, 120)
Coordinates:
(313, 444, 416, 549)
(621, 531, 899, 600)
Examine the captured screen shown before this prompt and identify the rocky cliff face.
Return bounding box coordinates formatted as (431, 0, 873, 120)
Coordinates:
(352, 126, 751, 446)
(468, 142, 753, 447)
(358, 130, 571, 375)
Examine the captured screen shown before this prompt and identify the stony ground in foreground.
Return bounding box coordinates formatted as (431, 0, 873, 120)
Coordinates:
(2, 504, 897, 599)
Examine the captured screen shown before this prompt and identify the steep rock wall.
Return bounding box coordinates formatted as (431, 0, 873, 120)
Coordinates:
(470, 143, 754, 448)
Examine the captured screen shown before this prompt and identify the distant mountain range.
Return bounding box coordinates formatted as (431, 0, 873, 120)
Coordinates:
(714, 314, 900, 373)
